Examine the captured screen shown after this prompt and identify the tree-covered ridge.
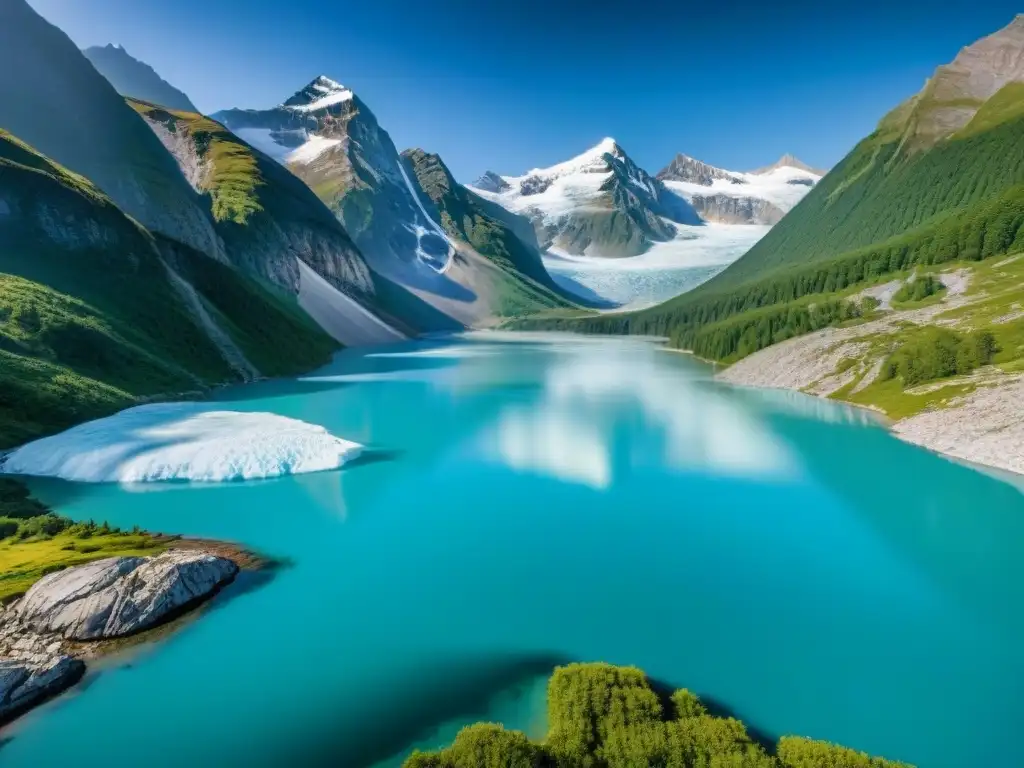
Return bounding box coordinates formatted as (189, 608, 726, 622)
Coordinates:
(0, 130, 336, 448)
(404, 663, 910, 768)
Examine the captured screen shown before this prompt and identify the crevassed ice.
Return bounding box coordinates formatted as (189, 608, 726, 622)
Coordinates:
(2, 404, 363, 483)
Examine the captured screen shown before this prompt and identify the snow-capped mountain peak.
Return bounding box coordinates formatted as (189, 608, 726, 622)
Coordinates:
(282, 75, 353, 113)
(749, 154, 826, 176)
(658, 152, 823, 225)
(656, 153, 746, 186)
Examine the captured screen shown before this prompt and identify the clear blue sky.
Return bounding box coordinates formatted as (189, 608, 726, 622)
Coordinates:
(28, 0, 1024, 181)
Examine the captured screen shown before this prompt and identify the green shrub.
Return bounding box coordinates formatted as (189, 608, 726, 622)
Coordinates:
(404, 724, 544, 768)
(880, 327, 999, 386)
(546, 663, 662, 766)
(778, 736, 912, 767)
(0, 517, 20, 539)
(892, 275, 943, 304)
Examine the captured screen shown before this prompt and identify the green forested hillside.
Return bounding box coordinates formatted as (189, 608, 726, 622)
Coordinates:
(516, 78, 1024, 364)
(404, 663, 910, 768)
(0, 131, 335, 448)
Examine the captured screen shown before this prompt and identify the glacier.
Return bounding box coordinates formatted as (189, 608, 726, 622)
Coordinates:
(1, 403, 363, 483)
(544, 224, 770, 308)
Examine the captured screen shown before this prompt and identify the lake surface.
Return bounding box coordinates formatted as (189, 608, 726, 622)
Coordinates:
(4, 334, 1024, 768)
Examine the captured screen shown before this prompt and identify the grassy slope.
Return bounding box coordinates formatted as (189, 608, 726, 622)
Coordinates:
(401, 148, 581, 317)
(834, 256, 1024, 420)
(0, 531, 168, 602)
(127, 99, 349, 233)
(0, 130, 335, 447)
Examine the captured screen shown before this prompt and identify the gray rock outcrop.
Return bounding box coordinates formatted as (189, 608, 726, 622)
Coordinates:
(0, 652, 84, 724)
(688, 193, 787, 225)
(16, 551, 239, 640)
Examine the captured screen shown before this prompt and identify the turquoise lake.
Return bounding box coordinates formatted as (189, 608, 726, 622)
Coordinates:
(4, 333, 1024, 767)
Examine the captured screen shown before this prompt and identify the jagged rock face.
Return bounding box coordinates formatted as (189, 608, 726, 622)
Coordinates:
(656, 153, 746, 186)
(470, 139, 700, 258)
(472, 171, 511, 193)
(688, 193, 786, 225)
(16, 551, 238, 640)
(132, 100, 373, 299)
(0, 0, 225, 262)
(884, 15, 1024, 146)
(82, 44, 198, 112)
(214, 78, 455, 280)
(0, 654, 84, 725)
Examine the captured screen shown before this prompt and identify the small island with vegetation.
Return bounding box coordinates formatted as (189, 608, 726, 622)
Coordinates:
(0, 477, 268, 726)
(406, 663, 910, 768)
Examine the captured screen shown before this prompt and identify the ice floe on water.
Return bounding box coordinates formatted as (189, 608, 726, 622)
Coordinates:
(2, 403, 362, 483)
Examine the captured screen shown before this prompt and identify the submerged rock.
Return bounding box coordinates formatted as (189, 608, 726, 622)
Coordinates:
(16, 550, 239, 640)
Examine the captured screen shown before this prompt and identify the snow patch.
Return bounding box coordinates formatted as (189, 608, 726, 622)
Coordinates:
(396, 157, 454, 272)
(2, 404, 363, 483)
(234, 128, 341, 166)
(287, 134, 342, 164)
(286, 89, 353, 113)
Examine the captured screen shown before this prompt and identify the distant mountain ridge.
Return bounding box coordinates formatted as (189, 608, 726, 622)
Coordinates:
(658, 153, 823, 226)
(83, 44, 198, 113)
(749, 154, 826, 176)
(473, 142, 822, 246)
(469, 138, 700, 259)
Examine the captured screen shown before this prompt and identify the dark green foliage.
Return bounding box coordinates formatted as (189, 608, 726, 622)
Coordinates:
(546, 663, 663, 766)
(880, 328, 999, 386)
(0, 478, 49, 520)
(0, 479, 70, 542)
(405, 724, 544, 768)
(403, 664, 910, 768)
(892, 275, 942, 304)
(777, 736, 911, 768)
(671, 689, 707, 720)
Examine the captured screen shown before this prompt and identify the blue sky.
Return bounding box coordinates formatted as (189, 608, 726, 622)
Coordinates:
(29, 0, 1024, 181)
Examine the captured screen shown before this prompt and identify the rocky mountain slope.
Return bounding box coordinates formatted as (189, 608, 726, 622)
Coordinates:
(469, 138, 700, 258)
(0, 0, 223, 259)
(214, 77, 573, 326)
(83, 44, 198, 112)
(0, 128, 341, 446)
(401, 148, 579, 314)
(123, 99, 414, 344)
(656, 153, 823, 225)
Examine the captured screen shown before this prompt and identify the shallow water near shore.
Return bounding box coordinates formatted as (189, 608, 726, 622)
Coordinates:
(5, 333, 1024, 768)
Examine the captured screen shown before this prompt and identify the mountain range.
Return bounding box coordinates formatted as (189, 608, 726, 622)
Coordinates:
(469, 140, 821, 259)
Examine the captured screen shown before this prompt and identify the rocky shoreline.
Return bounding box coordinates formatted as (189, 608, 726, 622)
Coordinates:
(0, 541, 268, 727)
